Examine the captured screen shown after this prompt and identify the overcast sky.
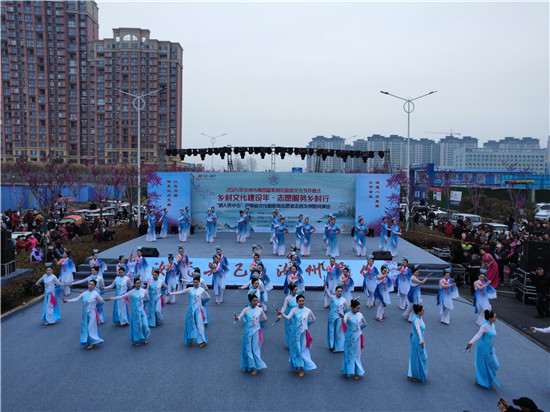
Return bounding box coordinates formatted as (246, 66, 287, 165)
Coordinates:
(97, 1, 549, 171)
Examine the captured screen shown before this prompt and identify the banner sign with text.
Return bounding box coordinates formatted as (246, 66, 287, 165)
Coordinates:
(150, 172, 192, 227)
(141, 257, 404, 288)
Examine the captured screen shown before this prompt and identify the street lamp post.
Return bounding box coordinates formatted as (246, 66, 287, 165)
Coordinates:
(200, 132, 227, 170)
(116, 87, 165, 227)
(380, 90, 437, 229)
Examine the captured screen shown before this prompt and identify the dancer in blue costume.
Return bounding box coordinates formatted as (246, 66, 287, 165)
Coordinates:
(89, 249, 107, 278)
(236, 210, 247, 243)
(325, 285, 349, 353)
(239, 276, 266, 311)
(56, 250, 76, 296)
(322, 257, 341, 307)
(168, 275, 210, 347)
(159, 208, 169, 238)
(215, 246, 230, 275)
(244, 207, 251, 239)
(35, 263, 63, 325)
(341, 297, 367, 380)
(396, 257, 413, 310)
(408, 304, 428, 383)
(210, 206, 218, 238)
(235, 293, 268, 375)
(175, 246, 189, 290)
(277, 292, 316, 378)
(146, 269, 167, 327)
(338, 266, 355, 303)
(273, 216, 289, 256)
(323, 215, 333, 249)
(326, 218, 341, 257)
(352, 215, 361, 252)
(283, 263, 304, 295)
(270, 210, 278, 244)
(146, 210, 157, 242)
(131, 247, 149, 284)
(103, 267, 131, 326)
(106, 278, 150, 345)
(184, 206, 191, 239)
(116, 254, 131, 281)
(403, 266, 431, 322)
(205, 209, 215, 243)
(70, 266, 106, 323)
(209, 254, 226, 305)
(300, 217, 316, 257)
(63, 279, 104, 350)
(379, 217, 389, 251)
(354, 217, 367, 257)
(437, 268, 459, 325)
(466, 310, 501, 389)
(254, 262, 272, 303)
(362, 255, 379, 309)
(389, 219, 401, 257)
(374, 264, 394, 322)
(178, 208, 189, 242)
(277, 284, 299, 348)
(295, 214, 304, 250)
(473, 270, 497, 325)
(161, 254, 178, 305)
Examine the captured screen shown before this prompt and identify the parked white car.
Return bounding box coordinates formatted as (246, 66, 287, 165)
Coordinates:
(449, 213, 483, 227)
(535, 203, 550, 220)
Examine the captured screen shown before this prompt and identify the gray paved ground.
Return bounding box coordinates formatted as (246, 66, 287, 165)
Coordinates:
(2, 289, 548, 412)
(98, 232, 448, 266)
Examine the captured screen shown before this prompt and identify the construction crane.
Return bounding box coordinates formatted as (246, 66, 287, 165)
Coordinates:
(424, 130, 461, 137)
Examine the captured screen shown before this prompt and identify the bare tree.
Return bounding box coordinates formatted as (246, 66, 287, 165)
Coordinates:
(464, 175, 484, 214)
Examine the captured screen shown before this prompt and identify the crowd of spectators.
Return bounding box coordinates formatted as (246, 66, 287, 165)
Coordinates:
(2, 206, 119, 265)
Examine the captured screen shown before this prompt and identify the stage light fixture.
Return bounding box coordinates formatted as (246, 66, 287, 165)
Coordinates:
(307, 148, 314, 156)
(192, 149, 198, 156)
(180, 153, 185, 161)
(186, 149, 193, 156)
(369, 151, 375, 158)
(240, 152, 246, 159)
(378, 151, 385, 158)
(327, 149, 335, 156)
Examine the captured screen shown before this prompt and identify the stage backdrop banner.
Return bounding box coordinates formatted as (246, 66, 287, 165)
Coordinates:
(150, 173, 192, 227)
(139, 257, 404, 288)
(355, 174, 400, 233)
(189, 172, 356, 233)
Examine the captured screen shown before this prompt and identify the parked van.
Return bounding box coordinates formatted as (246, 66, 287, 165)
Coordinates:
(449, 213, 482, 227)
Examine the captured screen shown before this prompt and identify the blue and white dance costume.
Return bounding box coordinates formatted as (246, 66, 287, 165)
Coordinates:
(163, 261, 179, 304)
(473, 278, 497, 325)
(103, 273, 131, 325)
(206, 211, 216, 243)
(379, 220, 389, 251)
(111, 287, 150, 345)
(237, 214, 247, 243)
(176, 250, 189, 287)
(270, 213, 278, 244)
(70, 273, 106, 323)
(273, 221, 288, 256)
(283, 267, 304, 296)
(58, 257, 76, 295)
(408, 314, 428, 382)
(354, 223, 367, 257)
(244, 210, 251, 238)
(295, 217, 304, 249)
(468, 320, 500, 389)
(65, 290, 105, 347)
(171, 285, 210, 345)
(211, 261, 227, 304)
(403, 275, 424, 322)
(146, 277, 167, 327)
(323, 263, 341, 307)
(237, 305, 268, 372)
(341, 311, 367, 378)
(240, 280, 266, 311)
(362, 261, 379, 308)
(35, 272, 63, 324)
(374, 273, 394, 321)
(132, 255, 149, 283)
(89, 257, 107, 278)
(281, 306, 317, 373)
(280, 293, 298, 348)
(252, 266, 273, 302)
(338, 274, 354, 303)
(300, 221, 316, 256)
(437, 276, 459, 324)
(159, 211, 168, 238)
(146, 213, 157, 242)
(389, 223, 401, 257)
(326, 223, 341, 257)
(178, 210, 189, 242)
(396, 263, 413, 310)
(325, 288, 349, 352)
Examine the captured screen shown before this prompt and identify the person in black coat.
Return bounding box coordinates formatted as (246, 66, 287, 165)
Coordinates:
(532, 267, 550, 318)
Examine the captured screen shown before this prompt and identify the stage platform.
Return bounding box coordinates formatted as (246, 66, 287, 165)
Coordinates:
(98, 232, 448, 267)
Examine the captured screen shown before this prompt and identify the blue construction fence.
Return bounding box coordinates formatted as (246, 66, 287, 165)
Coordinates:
(1, 184, 126, 212)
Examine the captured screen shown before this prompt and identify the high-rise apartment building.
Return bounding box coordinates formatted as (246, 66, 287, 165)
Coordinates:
(306, 135, 346, 172)
(0, 1, 183, 165)
(438, 135, 478, 167)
